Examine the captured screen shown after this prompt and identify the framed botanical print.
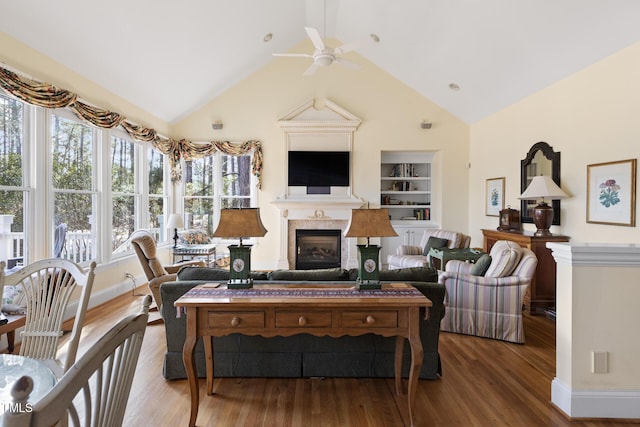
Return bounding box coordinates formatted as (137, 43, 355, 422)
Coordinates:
(486, 177, 505, 216)
(586, 159, 637, 226)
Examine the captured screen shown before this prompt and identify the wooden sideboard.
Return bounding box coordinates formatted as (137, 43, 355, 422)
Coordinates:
(481, 229, 569, 315)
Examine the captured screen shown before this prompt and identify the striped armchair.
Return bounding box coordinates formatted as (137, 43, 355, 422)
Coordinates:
(439, 240, 538, 343)
(387, 229, 471, 270)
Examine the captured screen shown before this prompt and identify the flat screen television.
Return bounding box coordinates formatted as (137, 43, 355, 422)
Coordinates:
(288, 151, 350, 187)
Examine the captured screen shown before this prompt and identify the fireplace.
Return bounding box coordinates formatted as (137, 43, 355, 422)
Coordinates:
(295, 229, 342, 270)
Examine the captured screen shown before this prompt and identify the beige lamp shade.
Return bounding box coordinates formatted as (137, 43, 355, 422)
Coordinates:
(519, 175, 568, 201)
(166, 213, 184, 230)
(212, 208, 268, 240)
(344, 208, 398, 239)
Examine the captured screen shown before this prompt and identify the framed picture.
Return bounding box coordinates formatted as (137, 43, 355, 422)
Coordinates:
(587, 159, 637, 226)
(486, 177, 505, 216)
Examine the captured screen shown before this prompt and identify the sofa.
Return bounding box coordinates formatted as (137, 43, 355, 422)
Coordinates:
(439, 240, 538, 343)
(160, 266, 445, 381)
(387, 229, 472, 270)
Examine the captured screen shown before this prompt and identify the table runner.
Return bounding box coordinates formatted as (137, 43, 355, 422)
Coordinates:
(181, 286, 425, 299)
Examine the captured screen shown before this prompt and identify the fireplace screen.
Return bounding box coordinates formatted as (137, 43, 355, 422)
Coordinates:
(295, 229, 341, 270)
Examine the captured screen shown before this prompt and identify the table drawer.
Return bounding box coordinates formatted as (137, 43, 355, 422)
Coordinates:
(275, 311, 332, 328)
(207, 311, 265, 328)
(341, 311, 398, 328)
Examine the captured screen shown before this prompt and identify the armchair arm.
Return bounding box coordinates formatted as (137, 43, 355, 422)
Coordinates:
(444, 260, 474, 275)
(438, 271, 526, 287)
(396, 245, 423, 256)
(165, 259, 206, 274)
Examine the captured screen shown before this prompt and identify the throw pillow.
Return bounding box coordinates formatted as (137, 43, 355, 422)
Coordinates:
(422, 236, 449, 256)
(469, 254, 492, 276)
(267, 267, 349, 281)
(484, 241, 523, 278)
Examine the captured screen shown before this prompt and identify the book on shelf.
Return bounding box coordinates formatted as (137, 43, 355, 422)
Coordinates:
(413, 208, 430, 220)
(391, 163, 415, 178)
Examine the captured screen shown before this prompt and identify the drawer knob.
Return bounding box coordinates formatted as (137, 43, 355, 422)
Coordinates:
(366, 315, 376, 324)
(230, 317, 240, 327)
(298, 316, 307, 326)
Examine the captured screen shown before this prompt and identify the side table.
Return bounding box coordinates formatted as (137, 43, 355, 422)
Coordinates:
(428, 247, 485, 270)
(172, 245, 217, 266)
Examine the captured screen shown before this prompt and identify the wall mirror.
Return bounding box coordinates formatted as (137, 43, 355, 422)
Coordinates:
(520, 142, 561, 225)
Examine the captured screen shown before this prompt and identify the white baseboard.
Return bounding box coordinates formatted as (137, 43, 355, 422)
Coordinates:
(552, 378, 640, 419)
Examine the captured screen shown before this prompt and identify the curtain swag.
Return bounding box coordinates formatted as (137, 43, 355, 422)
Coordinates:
(0, 66, 263, 188)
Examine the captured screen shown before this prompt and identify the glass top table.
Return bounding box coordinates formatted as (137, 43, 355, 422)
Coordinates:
(0, 354, 56, 411)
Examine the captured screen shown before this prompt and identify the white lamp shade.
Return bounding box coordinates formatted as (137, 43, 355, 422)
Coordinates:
(519, 176, 568, 201)
(167, 214, 184, 229)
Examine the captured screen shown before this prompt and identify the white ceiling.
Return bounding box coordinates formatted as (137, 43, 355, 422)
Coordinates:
(3, 0, 640, 124)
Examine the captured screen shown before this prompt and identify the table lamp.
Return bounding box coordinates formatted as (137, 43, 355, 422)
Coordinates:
(519, 175, 568, 236)
(167, 214, 184, 248)
(212, 208, 268, 288)
(344, 208, 397, 290)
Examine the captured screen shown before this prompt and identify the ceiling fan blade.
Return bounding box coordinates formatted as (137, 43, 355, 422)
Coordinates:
(273, 53, 313, 58)
(303, 62, 322, 76)
(334, 34, 377, 55)
(304, 27, 325, 51)
(334, 57, 361, 70)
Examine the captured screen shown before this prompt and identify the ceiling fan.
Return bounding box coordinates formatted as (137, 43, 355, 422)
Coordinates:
(273, 2, 379, 75)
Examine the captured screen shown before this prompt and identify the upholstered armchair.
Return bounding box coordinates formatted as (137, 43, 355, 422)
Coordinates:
(439, 240, 538, 343)
(387, 229, 471, 269)
(130, 229, 205, 312)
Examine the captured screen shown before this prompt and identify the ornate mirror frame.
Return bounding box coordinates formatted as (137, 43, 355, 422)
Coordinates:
(520, 142, 561, 225)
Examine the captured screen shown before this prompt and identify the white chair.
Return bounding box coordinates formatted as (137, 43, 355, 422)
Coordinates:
(0, 259, 96, 376)
(387, 229, 472, 269)
(2, 295, 151, 427)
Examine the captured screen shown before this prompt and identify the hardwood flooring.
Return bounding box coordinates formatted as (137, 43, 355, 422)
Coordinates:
(20, 288, 640, 426)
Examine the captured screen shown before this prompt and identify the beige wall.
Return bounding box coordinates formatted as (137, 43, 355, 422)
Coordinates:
(471, 41, 640, 417)
(172, 39, 470, 269)
(469, 40, 640, 247)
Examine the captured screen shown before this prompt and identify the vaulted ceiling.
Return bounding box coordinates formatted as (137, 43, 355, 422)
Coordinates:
(3, 0, 640, 124)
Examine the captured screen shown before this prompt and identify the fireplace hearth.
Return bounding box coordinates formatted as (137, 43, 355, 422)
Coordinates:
(295, 229, 341, 270)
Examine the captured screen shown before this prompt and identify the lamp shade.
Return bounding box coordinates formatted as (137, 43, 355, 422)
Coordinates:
(519, 175, 568, 201)
(212, 208, 268, 239)
(167, 214, 184, 230)
(344, 208, 398, 238)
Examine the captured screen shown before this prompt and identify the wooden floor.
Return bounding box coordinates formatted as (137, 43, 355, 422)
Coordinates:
(42, 288, 640, 426)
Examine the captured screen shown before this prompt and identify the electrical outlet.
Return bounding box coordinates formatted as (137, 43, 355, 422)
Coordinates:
(591, 351, 608, 374)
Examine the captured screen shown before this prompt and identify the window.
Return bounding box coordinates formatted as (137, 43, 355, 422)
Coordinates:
(111, 135, 135, 252)
(0, 93, 27, 268)
(51, 113, 97, 263)
(0, 87, 170, 267)
(147, 146, 167, 242)
(183, 151, 255, 236)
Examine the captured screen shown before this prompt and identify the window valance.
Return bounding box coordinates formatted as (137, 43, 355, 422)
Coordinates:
(0, 66, 262, 187)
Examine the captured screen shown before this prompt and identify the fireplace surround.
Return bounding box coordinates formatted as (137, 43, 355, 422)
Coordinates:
(295, 229, 341, 270)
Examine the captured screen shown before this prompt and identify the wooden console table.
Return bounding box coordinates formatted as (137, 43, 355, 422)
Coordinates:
(175, 283, 432, 427)
(482, 229, 569, 314)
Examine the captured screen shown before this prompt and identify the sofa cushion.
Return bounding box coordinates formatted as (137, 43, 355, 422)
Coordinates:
(485, 241, 523, 278)
(422, 236, 449, 256)
(267, 267, 349, 281)
(177, 266, 268, 281)
(469, 254, 492, 276)
(378, 267, 438, 283)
